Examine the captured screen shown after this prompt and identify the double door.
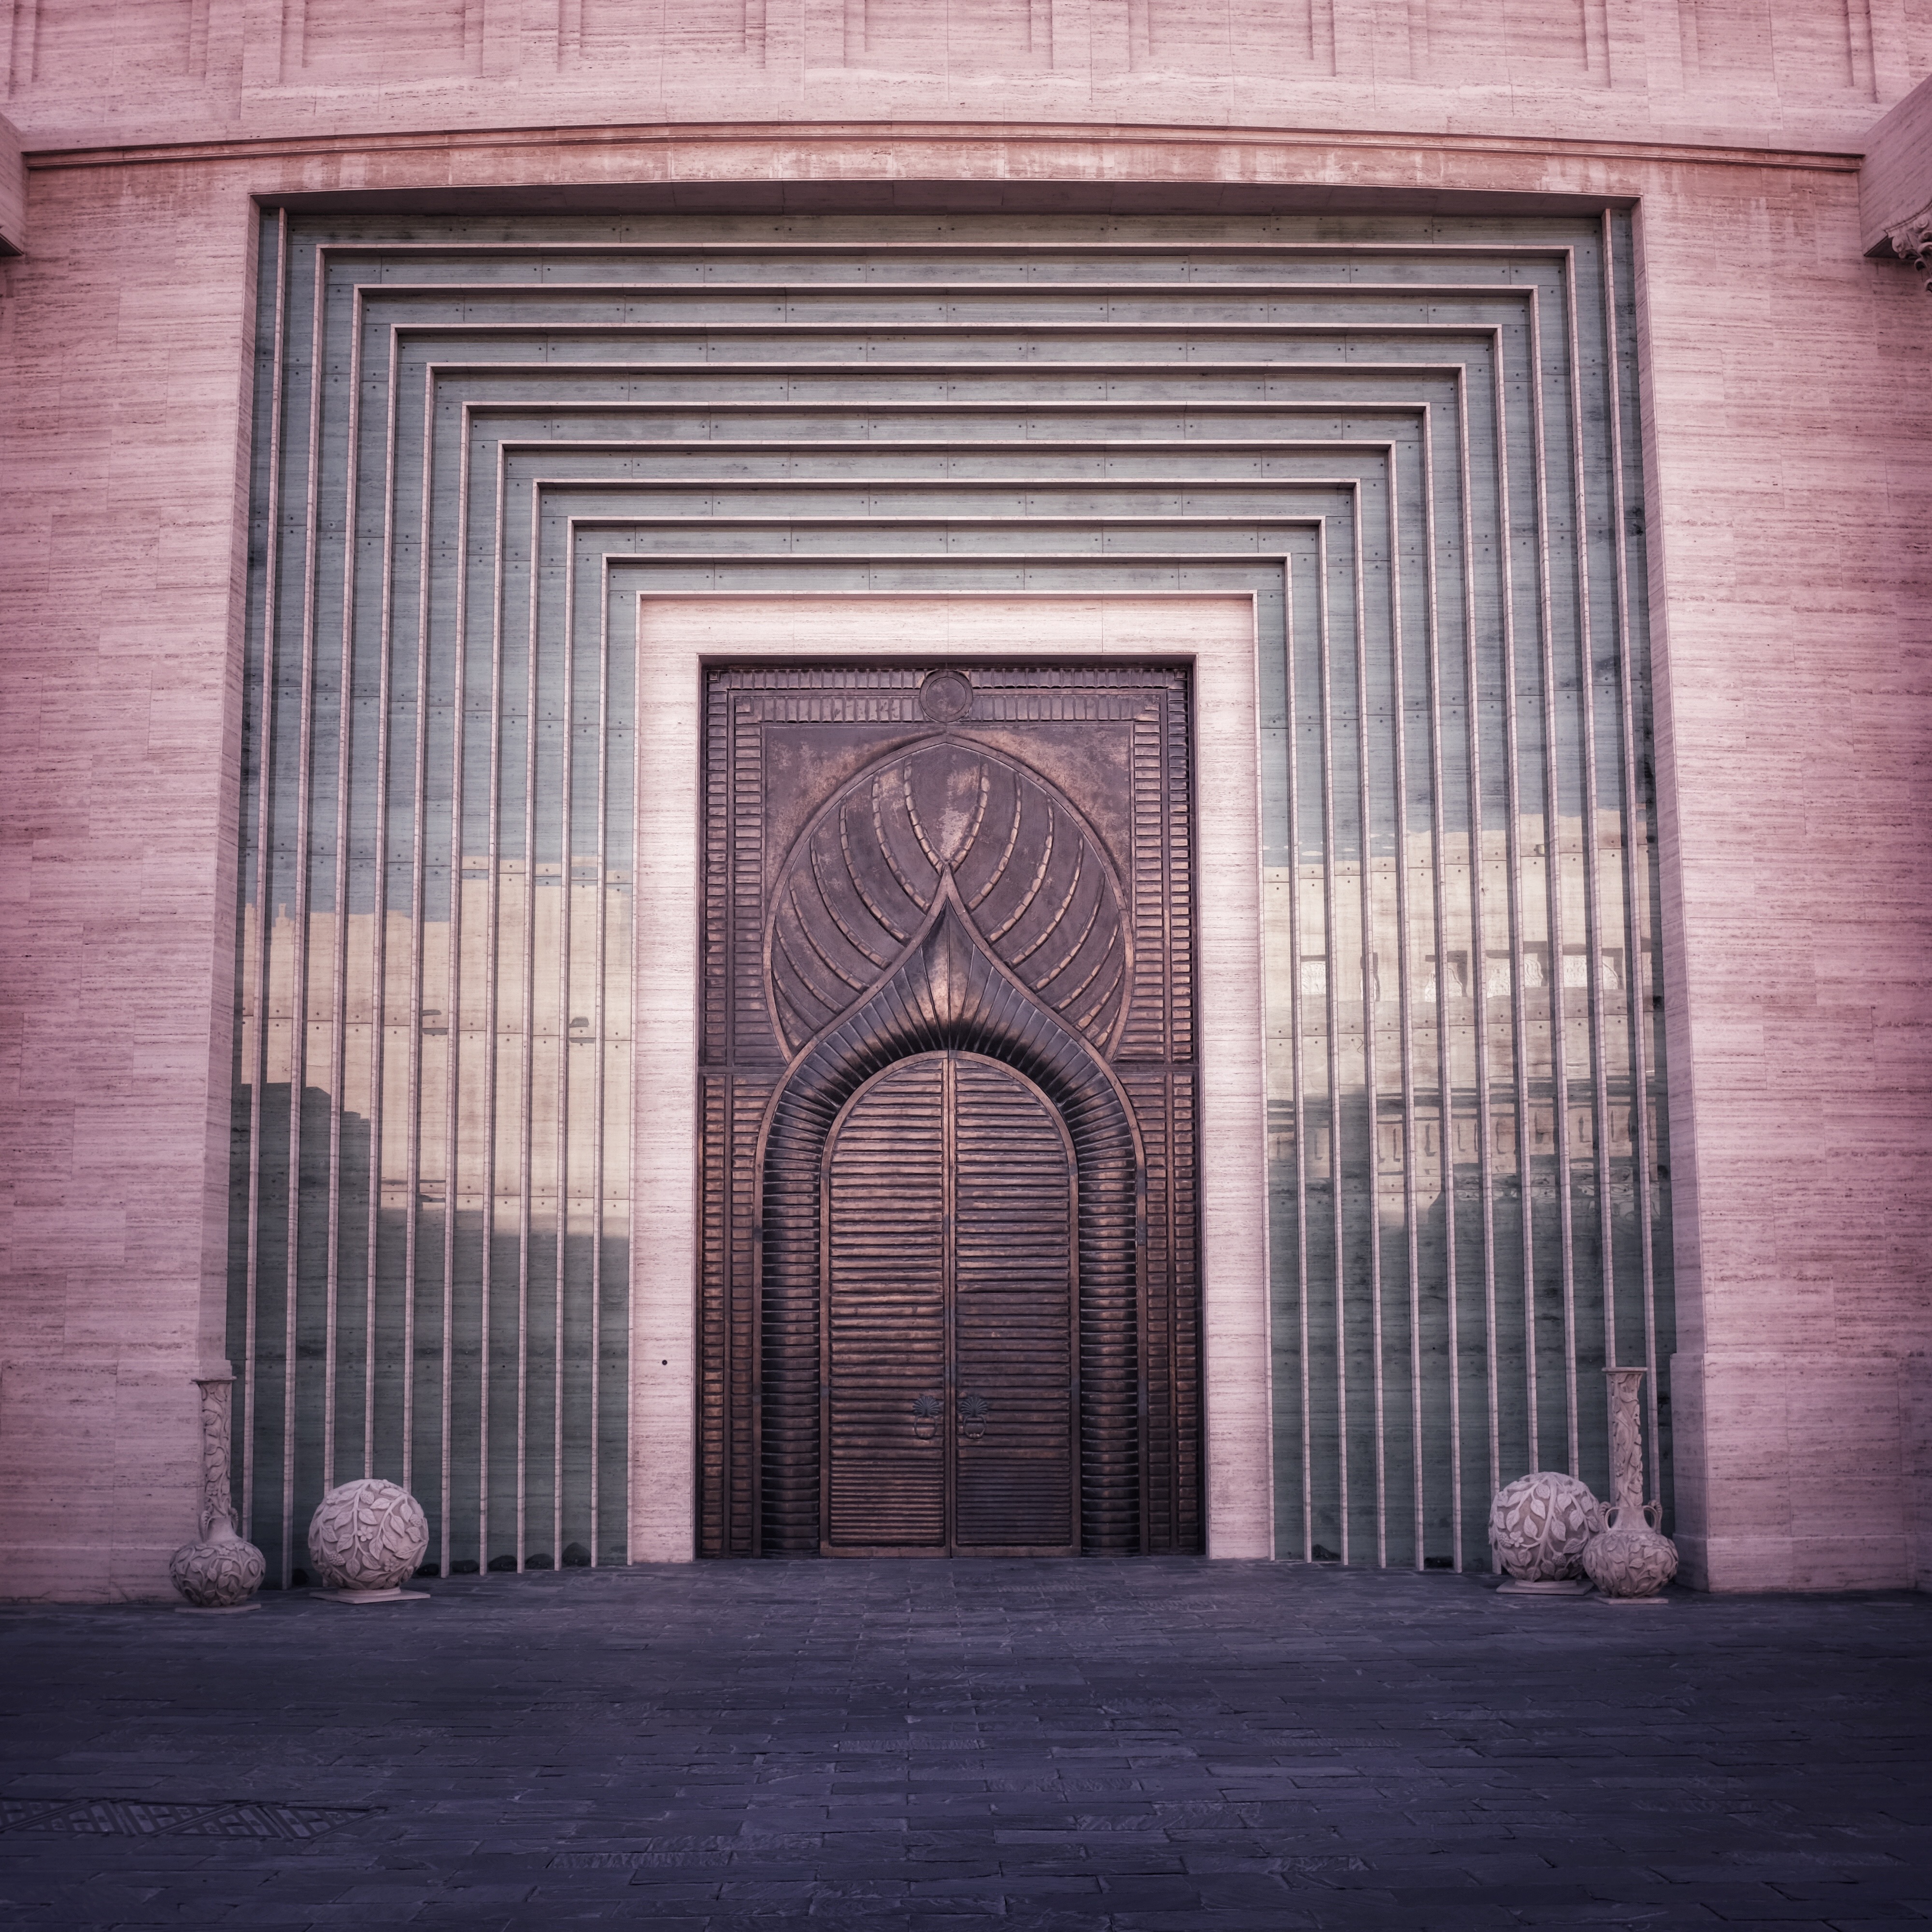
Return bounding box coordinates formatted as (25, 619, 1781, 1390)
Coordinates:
(822, 1051, 1078, 1555)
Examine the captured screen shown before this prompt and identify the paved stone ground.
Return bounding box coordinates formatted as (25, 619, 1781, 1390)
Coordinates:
(0, 1562, 1928, 1929)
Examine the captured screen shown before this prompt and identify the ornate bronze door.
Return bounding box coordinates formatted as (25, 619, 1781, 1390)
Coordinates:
(824, 1051, 1078, 1556)
(699, 664, 1199, 1557)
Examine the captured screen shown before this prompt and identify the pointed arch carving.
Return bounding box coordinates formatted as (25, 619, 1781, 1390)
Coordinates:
(767, 739, 1132, 1059)
(756, 889, 1144, 1554)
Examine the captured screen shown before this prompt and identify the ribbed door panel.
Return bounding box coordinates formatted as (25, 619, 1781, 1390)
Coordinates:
(823, 1052, 1076, 1555)
(952, 1057, 1077, 1553)
(824, 1058, 948, 1550)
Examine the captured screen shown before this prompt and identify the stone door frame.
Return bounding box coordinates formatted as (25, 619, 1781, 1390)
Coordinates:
(629, 594, 1273, 1562)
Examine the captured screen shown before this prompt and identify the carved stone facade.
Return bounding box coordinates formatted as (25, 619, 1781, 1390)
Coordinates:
(1887, 211, 1932, 286)
(1, 6, 1930, 1598)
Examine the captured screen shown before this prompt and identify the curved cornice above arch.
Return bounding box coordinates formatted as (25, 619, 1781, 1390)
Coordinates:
(767, 735, 1131, 1061)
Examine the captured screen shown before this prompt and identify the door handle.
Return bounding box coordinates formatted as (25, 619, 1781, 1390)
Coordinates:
(911, 1392, 941, 1441)
(958, 1392, 989, 1441)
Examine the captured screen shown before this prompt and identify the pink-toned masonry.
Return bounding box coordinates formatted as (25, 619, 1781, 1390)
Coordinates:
(1, 0, 1929, 1600)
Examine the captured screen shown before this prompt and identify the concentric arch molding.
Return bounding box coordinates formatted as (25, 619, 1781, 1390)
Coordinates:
(228, 205, 1672, 1581)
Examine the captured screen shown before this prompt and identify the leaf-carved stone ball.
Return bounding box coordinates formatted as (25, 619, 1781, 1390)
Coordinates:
(307, 1479, 429, 1591)
(1488, 1471, 1605, 1581)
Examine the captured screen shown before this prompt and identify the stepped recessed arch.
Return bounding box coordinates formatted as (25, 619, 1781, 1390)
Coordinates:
(231, 206, 1670, 1580)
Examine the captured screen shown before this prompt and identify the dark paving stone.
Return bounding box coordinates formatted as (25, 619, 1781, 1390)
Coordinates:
(0, 1563, 1928, 1927)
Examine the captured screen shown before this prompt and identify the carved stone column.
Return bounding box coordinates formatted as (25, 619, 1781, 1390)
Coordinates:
(194, 1376, 238, 1538)
(168, 1373, 266, 1612)
(1605, 1366, 1648, 1520)
(1582, 1367, 1679, 1604)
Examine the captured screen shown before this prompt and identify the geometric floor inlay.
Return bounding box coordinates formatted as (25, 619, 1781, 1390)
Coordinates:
(0, 1797, 370, 1840)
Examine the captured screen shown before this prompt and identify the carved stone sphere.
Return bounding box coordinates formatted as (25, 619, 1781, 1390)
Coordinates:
(1488, 1471, 1605, 1581)
(1583, 1507, 1679, 1598)
(170, 1530, 266, 1608)
(307, 1479, 429, 1591)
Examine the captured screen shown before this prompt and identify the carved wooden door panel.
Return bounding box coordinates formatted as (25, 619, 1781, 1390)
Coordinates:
(823, 1052, 1077, 1556)
(699, 664, 1198, 1558)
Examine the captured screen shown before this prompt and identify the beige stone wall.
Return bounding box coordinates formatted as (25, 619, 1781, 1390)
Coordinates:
(3, 0, 1930, 151)
(1636, 149, 1932, 1589)
(0, 154, 257, 1598)
(1, 7, 1928, 1596)
(1861, 70, 1932, 243)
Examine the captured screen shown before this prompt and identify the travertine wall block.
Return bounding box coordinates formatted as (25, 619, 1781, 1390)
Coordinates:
(1676, 1351, 1923, 1592)
(1907, 1358, 1932, 1590)
(0, 1363, 207, 1600)
(0, 110, 22, 253)
(0, 156, 254, 1599)
(0, 0, 1927, 150)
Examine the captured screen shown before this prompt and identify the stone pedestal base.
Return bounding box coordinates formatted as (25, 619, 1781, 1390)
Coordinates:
(312, 1588, 430, 1605)
(1496, 1578, 1594, 1598)
(1592, 1593, 1670, 1607)
(172, 1603, 261, 1616)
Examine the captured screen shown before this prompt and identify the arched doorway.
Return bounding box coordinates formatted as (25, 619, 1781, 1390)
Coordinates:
(699, 665, 1202, 1558)
(757, 891, 1140, 1554)
(823, 1051, 1078, 1556)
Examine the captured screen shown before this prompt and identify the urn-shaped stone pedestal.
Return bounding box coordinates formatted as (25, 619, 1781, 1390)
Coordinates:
(1583, 1366, 1678, 1604)
(169, 1375, 266, 1613)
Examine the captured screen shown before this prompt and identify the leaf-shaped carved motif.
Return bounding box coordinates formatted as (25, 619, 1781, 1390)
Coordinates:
(170, 1534, 267, 1607)
(768, 741, 1129, 1058)
(1487, 1471, 1605, 1581)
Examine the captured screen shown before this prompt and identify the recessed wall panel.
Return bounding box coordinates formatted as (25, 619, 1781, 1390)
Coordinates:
(232, 207, 1671, 1577)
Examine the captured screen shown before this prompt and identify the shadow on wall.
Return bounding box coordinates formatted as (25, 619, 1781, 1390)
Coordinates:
(226, 1085, 627, 1584)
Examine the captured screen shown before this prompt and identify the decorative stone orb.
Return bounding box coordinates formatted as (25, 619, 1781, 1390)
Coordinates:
(169, 1529, 266, 1608)
(307, 1479, 429, 1591)
(1582, 1505, 1679, 1599)
(1488, 1471, 1605, 1582)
